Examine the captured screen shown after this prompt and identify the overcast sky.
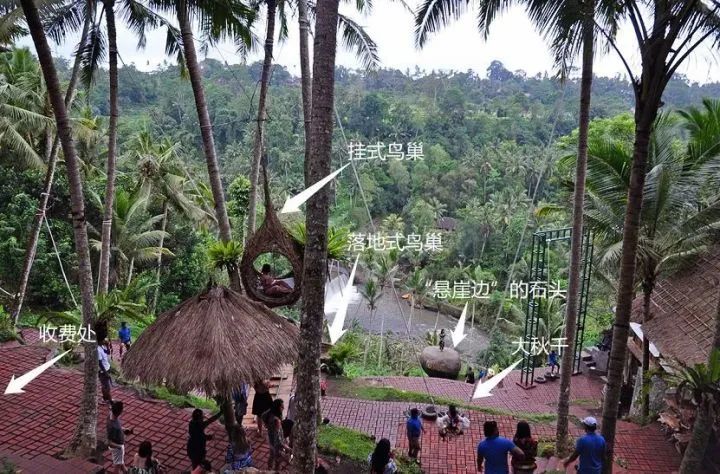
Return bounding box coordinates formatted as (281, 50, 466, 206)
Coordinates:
(20, 1, 720, 83)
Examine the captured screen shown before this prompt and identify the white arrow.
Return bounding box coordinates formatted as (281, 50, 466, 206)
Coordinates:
(472, 359, 522, 399)
(4, 350, 70, 395)
(450, 302, 469, 348)
(281, 163, 351, 214)
(328, 254, 359, 344)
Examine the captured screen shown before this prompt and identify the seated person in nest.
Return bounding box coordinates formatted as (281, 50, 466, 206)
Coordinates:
(260, 264, 294, 296)
(436, 404, 470, 439)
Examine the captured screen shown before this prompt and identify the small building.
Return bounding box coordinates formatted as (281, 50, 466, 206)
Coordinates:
(625, 248, 720, 463)
(436, 217, 458, 232)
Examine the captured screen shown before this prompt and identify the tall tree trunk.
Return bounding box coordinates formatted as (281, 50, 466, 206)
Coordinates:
(126, 257, 135, 287)
(150, 201, 169, 314)
(11, 5, 93, 325)
(679, 286, 720, 473)
(97, 0, 119, 295)
(640, 278, 654, 419)
(292, 0, 339, 469)
(556, 10, 594, 457)
(297, 0, 312, 184)
(247, 0, 277, 234)
(600, 112, 658, 473)
(19, 0, 98, 457)
(177, 0, 241, 292)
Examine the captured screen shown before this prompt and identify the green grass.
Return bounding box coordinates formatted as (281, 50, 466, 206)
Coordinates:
(0, 458, 17, 474)
(317, 425, 422, 474)
(149, 386, 218, 410)
(339, 385, 556, 424)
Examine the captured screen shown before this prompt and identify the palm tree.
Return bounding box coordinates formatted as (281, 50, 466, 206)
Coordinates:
(404, 268, 427, 330)
(600, 4, 720, 460)
(247, 0, 278, 234)
(131, 130, 203, 313)
(18, 0, 99, 457)
(90, 189, 173, 288)
(582, 113, 720, 420)
(96, 0, 121, 295)
(359, 278, 381, 367)
(292, 0, 340, 469)
(152, 0, 254, 293)
(415, 0, 617, 453)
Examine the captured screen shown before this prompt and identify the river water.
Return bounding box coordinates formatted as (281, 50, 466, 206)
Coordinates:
(323, 274, 489, 360)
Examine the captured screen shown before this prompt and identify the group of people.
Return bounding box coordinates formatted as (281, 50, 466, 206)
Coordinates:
(393, 405, 606, 474)
(186, 380, 297, 473)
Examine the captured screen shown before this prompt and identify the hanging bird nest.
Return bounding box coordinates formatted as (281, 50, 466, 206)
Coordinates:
(240, 166, 304, 308)
(122, 284, 299, 396)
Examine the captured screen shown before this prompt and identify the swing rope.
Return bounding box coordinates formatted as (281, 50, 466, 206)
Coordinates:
(44, 216, 79, 308)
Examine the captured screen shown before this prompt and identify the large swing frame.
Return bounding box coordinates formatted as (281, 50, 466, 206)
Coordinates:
(518, 227, 593, 388)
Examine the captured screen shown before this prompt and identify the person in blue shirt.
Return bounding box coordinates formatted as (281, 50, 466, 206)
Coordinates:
(406, 408, 424, 459)
(118, 322, 132, 357)
(563, 417, 606, 474)
(477, 420, 524, 474)
(548, 350, 560, 375)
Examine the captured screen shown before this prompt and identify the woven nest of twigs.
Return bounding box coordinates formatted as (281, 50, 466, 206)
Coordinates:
(240, 167, 303, 308)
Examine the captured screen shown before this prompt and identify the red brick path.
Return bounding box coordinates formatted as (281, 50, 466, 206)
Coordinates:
(0, 337, 682, 473)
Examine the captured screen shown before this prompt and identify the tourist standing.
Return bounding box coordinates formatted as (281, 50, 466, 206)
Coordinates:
(476, 420, 524, 474)
(548, 350, 560, 375)
(186, 408, 222, 469)
(232, 383, 249, 426)
(563, 417, 606, 474)
(465, 366, 476, 384)
(511, 421, 537, 474)
(406, 408, 424, 459)
(108, 401, 133, 474)
(130, 441, 161, 473)
(251, 380, 273, 437)
(262, 399, 290, 471)
(118, 322, 132, 357)
(368, 438, 397, 474)
(224, 424, 253, 471)
(98, 338, 113, 404)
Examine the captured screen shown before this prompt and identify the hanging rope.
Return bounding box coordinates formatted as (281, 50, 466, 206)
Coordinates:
(44, 216, 79, 308)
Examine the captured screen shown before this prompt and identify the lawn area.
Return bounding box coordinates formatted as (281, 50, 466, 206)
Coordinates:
(333, 380, 556, 425)
(318, 425, 422, 474)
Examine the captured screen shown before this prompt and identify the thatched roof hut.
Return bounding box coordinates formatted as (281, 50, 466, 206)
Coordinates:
(122, 285, 299, 396)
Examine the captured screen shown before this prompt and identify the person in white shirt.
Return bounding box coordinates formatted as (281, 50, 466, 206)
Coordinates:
(98, 338, 113, 404)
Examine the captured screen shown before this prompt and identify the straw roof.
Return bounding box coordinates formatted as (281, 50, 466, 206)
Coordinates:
(122, 285, 299, 396)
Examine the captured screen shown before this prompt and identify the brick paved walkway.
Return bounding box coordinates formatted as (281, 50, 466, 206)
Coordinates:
(368, 374, 604, 413)
(0, 334, 682, 473)
(0, 345, 277, 473)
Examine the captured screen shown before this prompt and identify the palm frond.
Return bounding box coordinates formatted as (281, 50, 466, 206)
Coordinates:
(337, 11, 379, 71)
(414, 0, 469, 47)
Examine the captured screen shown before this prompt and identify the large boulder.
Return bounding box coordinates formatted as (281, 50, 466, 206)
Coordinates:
(420, 346, 461, 379)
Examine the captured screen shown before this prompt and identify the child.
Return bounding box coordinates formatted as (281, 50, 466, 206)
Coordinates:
(320, 378, 328, 397)
(437, 405, 470, 440)
(108, 401, 133, 474)
(118, 322, 132, 357)
(549, 350, 560, 375)
(406, 408, 424, 460)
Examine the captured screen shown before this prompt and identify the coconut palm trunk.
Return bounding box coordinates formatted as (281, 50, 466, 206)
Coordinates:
(150, 200, 169, 314)
(555, 8, 594, 456)
(292, 0, 339, 469)
(601, 109, 660, 473)
(11, 5, 93, 325)
(247, 0, 277, 234)
(177, 0, 241, 292)
(679, 288, 720, 473)
(97, 0, 119, 295)
(19, 0, 98, 457)
(640, 277, 654, 419)
(297, 0, 312, 165)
